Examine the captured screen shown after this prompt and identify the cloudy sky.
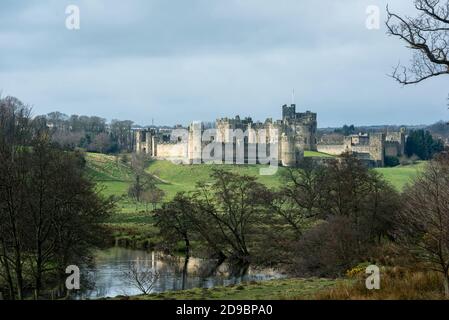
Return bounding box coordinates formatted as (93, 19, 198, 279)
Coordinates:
(0, 0, 447, 127)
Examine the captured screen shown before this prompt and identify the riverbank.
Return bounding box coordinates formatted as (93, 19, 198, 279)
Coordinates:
(112, 269, 448, 300)
(118, 278, 350, 300)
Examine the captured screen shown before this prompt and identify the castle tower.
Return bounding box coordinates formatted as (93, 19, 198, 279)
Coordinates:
(188, 121, 203, 164)
(151, 134, 157, 157)
(246, 124, 258, 164)
(280, 133, 296, 167)
(135, 130, 142, 153)
(145, 131, 152, 155)
(282, 104, 296, 120)
(295, 145, 304, 165)
(369, 133, 385, 167)
(399, 128, 406, 156)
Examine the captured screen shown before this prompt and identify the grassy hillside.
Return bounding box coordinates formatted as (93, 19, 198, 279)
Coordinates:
(86, 153, 425, 205)
(374, 162, 425, 190)
(86, 153, 151, 227)
(146, 161, 286, 200)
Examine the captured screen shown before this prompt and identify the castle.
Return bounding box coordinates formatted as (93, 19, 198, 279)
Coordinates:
(135, 104, 317, 166)
(135, 103, 405, 167)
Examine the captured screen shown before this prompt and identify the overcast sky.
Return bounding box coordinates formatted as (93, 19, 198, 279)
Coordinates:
(0, 0, 447, 127)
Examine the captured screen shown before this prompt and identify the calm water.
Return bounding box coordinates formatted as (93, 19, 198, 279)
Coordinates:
(79, 247, 284, 299)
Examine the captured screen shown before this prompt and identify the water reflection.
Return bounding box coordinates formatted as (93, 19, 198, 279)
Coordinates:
(80, 247, 283, 299)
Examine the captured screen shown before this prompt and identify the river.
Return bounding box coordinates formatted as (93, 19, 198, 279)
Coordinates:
(79, 247, 284, 299)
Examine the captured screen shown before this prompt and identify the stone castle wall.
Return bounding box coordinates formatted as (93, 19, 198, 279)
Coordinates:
(317, 131, 404, 167)
(135, 103, 316, 167)
(316, 144, 346, 155)
(156, 142, 188, 161)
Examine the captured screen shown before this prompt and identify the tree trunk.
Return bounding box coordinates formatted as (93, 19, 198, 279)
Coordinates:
(184, 237, 190, 258)
(0, 244, 16, 300)
(444, 274, 449, 298)
(34, 263, 42, 299)
(14, 249, 24, 300)
(181, 255, 189, 290)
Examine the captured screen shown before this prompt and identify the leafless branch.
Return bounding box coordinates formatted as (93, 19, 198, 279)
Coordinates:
(386, 1, 449, 85)
(121, 261, 159, 295)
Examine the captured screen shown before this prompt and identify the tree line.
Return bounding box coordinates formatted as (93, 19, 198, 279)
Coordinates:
(405, 129, 445, 160)
(0, 97, 115, 300)
(37, 111, 135, 153)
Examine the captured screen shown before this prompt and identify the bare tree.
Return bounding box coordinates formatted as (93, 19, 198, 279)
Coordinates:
(395, 153, 449, 297)
(386, 0, 449, 84)
(121, 260, 159, 295)
(272, 160, 326, 239)
(192, 169, 273, 261)
(142, 187, 165, 210)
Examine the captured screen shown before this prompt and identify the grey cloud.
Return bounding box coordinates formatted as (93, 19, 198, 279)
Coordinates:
(0, 0, 447, 127)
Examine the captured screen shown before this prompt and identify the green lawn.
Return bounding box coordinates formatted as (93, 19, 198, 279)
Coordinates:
(374, 162, 425, 190)
(123, 278, 348, 300)
(304, 151, 335, 158)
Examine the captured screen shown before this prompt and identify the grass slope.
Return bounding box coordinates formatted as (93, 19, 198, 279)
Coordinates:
(146, 161, 286, 200)
(374, 161, 425, 190)
(86, 153, 425, 206)
(85, 153, 157, 246)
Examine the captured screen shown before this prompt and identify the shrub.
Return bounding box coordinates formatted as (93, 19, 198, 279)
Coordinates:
(384, 156, 400, 167)
(399, 155, 419, 166)
(314, 269, 445, 300)
(291, 216, 363, 277)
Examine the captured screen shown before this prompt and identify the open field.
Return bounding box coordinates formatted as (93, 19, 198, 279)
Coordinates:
(122, 278, 347, 300)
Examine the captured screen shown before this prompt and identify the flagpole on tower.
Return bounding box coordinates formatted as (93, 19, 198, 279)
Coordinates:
(292, 89, 295, 105)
